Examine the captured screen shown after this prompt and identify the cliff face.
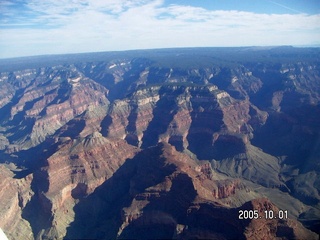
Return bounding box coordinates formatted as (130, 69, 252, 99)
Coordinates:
(0, 66, 109, 151)
(0, 165, 33, 240)
(104, 85, 264, 156)
(0, 47, 319, 239)
(64, 143, 317, 240)
(22, 133, 137, 239)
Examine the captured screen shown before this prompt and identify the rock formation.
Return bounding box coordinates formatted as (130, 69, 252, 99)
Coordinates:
(0, 47, 319, 239)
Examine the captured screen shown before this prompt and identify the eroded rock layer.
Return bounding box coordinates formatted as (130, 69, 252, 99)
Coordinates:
(0, 47, 319, 239)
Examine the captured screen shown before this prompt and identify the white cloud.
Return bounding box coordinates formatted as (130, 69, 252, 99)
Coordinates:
(0, 0, 319, 58)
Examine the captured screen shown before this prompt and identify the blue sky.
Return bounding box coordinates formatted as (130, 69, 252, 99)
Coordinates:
(0, 0, 319, 58)
(165, 0, 320, 14)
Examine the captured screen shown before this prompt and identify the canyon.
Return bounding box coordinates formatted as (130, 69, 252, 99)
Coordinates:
(0, 47, 319, 239)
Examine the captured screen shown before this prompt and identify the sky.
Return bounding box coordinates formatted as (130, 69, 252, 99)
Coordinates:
(0, 0, 319, 59)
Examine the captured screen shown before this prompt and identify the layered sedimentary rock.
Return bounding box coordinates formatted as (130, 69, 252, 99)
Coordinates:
(0, 47, 319, 239)
(63, 143, 246, 239)
(103, 84, 266, 155)
(64, 143, 317, 239)
(25, 133, 137, 239)
(0, 165, 33, 240)
(1, 67, 109, 152)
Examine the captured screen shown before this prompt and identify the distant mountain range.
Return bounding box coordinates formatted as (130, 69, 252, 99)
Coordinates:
(0, 47, 319, 239)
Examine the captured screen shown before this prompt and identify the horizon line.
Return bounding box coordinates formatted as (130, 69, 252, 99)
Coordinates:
(2, 44, 320, 60)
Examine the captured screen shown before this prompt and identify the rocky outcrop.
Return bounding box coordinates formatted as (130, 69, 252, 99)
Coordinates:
(0, 165, 34, 240)
(64, 143, 316, 239)
(1, 67, 109, 152)
(26, 133, 138, 239)
(242, 198, 318, 240)
(64, 143, 247, 239)
(102, 84, 266, 160)
(29, 78, 109, 148)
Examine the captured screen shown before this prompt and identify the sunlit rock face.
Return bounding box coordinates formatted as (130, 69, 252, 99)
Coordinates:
(0, 47, 319, 239)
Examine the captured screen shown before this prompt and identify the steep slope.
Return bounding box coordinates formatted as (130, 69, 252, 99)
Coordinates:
(64, 143, 317, 240)
(0, 165, 33, 240)
(0, 66, 109, 152)
(19, 133, 137, 239)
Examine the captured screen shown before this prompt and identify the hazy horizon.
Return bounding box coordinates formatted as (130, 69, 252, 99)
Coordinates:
(1, 0, 319, 59)
(1, 44, 320, 61)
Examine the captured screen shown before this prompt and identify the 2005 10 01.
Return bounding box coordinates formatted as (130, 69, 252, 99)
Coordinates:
(238, 210, 288, 220)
